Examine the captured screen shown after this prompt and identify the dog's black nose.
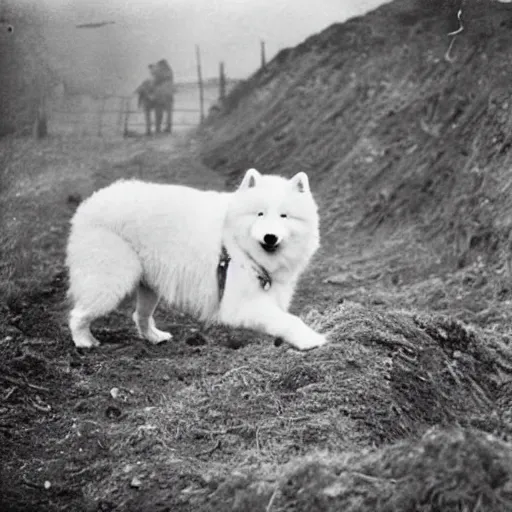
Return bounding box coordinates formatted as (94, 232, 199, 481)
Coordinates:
(263, 234, 278, 246)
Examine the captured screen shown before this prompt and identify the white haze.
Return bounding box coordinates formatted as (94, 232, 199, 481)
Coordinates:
(37, 0, 388, 94)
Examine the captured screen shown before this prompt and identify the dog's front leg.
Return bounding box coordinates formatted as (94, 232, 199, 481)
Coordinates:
(225, 301, 328, 351)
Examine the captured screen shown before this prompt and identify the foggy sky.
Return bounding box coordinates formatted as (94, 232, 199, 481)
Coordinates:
(38, 0, 388, 94)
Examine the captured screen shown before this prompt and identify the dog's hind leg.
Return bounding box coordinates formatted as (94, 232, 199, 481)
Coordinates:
(67, 227, 142, 348)
(132, 284, 172, 344)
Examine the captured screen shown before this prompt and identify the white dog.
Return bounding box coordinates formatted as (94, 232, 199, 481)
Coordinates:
(65, 168, 328, 351)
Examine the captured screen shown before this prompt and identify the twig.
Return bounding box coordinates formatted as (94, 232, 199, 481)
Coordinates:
(191, 424, 247, 437)
(447, 9, 464, 37)
(69, 466, 94, 478)
(254, 368, 280, 378)
(444, 8, 464, 63)
(3, 386, 17, 400)
(195, 439, 221, 457)
(29, 399, 51, 413)
(256, 425, 262, 453)
(444, 37, 458, 63)
(286, 415, 312, 422)
(21, 476, 41, 489)
(266, 486, 279, 512)
(467, 375, 493, 407)
(220, 366, 250, 379)
(296, 382, 326, 394)
(25, 381, 51, 392)
(444, 361, 462, 387)
(351, 471, 397, 484)
(0, 374, 49, 392)
(97, 439, 108, 450)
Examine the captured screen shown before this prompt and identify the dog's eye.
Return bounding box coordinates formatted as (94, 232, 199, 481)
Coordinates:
(280, 214, 288, 218)
(258, 212, 264, 217)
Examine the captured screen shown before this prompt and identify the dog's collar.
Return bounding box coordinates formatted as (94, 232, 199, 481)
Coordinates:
(217, 245, 231, 302)
(245, 250, 272, 292)
(217, 245, 272, 302)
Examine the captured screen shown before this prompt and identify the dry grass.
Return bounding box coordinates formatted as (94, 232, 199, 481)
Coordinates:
(209, 427, 512, 512)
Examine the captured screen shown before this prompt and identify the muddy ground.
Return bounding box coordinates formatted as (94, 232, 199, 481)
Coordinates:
(1, 129, 512, 512)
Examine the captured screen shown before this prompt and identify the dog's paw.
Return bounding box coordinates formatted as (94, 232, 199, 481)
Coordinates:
(133, 312, 172, 345)
(146, 328, 172, 345)
(289, 330, 328, 351)
(73, 335, 101, 349)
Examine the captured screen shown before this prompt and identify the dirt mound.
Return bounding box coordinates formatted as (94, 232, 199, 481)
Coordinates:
(208, 427, 512, 512)
(109, 300, 512, 511)
(191, 2, 512, 508)
(200, 0, 512, 269)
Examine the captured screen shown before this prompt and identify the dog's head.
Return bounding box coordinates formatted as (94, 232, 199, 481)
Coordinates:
(226, 168, 320, 271)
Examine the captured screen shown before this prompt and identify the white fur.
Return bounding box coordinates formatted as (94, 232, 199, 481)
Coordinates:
(65, 169, 328, 351)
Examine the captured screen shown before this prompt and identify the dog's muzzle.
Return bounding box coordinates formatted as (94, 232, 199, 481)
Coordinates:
(260, 234, 280, 253)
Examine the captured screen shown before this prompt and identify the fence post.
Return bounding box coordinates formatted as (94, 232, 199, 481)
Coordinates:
(123, 97, 131, 138)
(219, 61, 226, 102)
(116, 97, 124, 133)
(97, 96, 106, 137)
(195, 44, 205, 123)
(260, 40, 266, 69)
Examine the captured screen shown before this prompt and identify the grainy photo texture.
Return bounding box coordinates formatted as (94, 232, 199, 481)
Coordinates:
(2, 0, 512, 511)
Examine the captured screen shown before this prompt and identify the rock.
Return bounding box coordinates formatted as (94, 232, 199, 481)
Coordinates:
(130, 476, 142, 489)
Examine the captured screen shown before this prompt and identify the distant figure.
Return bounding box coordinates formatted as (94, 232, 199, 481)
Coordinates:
(151, 59, 173, 85)
(136, 59, 174, 135)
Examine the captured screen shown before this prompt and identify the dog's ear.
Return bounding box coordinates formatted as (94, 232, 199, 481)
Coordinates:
(239, 168, 261, 189)
(290, 172, 310, 193)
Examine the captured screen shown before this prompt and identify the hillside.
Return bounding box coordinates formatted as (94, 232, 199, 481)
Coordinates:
(201, 0, 512, 274)
(193, 3, 512, 506)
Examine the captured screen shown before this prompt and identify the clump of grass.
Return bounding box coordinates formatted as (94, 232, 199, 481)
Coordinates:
(104, 300, 510, 460)
(208, 426, 512, 512)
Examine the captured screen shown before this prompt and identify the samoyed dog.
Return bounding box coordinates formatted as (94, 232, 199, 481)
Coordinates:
(66, 168, 328, 351)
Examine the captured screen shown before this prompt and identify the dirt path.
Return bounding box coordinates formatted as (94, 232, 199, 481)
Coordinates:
(0, 133, 231, 511)
(2, 133, 512, 512)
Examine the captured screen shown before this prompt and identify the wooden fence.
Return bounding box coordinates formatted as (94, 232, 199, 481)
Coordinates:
(35, 41, 264, 139)
(48, 81, 223, 137)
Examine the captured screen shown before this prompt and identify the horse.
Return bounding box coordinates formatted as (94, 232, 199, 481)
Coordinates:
(136, 60, 174, 135)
